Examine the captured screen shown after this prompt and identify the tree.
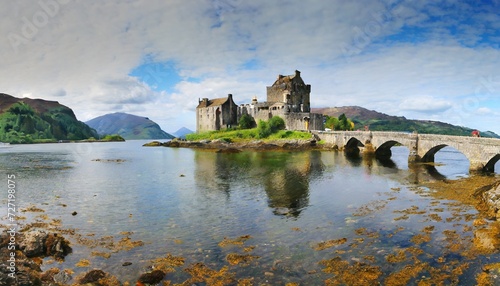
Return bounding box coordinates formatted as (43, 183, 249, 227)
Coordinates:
(257, 120, 271, 138)
(268, 116, 286, 132)
(325, 114, 354, 131)
(238, 114, 255, 129)
(325, 116, 338, 130)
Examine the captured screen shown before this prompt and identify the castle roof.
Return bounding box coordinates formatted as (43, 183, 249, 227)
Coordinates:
(270, 70, 304, 87)
(196, 94, 235, 109)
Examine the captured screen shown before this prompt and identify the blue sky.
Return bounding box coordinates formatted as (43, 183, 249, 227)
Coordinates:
(1, 0, 499, 134)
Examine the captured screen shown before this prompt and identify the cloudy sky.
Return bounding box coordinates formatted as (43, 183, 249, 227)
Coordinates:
(1, 0, 499, 134)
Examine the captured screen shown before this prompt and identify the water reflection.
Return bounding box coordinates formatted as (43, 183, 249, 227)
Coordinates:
(194, 151, 325, 217)
(193, 147, 459, 217)
(345, 148, 451, 183)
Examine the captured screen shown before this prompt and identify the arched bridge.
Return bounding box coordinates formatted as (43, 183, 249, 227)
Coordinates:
(312, 131, 500, 173)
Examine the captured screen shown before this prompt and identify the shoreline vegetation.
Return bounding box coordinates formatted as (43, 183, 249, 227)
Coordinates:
(7, 134, 126, 144)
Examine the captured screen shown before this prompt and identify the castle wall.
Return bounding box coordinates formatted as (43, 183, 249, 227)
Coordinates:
(266, 86, 286, 104)
(238, 105, 324, 131)
(197, 106, 218, 132)
(221, 100, 238, 128)
(197, 96, 237, 133)
(309, 113, 324, 131)
(282, 112, 323, 131)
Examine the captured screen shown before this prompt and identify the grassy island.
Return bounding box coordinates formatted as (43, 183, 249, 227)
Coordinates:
(186, 115, 312, 143)
(186, 128, 312, 143)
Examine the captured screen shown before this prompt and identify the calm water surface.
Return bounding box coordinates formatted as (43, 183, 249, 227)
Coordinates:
(0, 141, 499, 284)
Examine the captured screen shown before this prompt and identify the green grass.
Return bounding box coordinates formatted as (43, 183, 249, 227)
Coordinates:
(186, 128, 311, 142)
(267, 130, 312, 140)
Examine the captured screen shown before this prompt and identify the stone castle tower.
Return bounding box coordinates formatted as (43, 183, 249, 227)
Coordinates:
(266, 70, 311, 112)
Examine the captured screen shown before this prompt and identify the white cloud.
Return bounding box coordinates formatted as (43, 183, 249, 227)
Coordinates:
(399, 96, 452, 113)
(476, 107, 496, 115)
(0, 0, 499, 134)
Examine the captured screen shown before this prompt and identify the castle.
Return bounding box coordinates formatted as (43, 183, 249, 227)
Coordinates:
(196, 70, 324, 133)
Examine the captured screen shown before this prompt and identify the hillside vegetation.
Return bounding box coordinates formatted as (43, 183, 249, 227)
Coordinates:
(0, 94, 97, 143)
(313, 106, 499, 138)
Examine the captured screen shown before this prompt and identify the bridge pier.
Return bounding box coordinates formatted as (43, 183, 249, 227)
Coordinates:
(469, 161, 486, 174)
(408, 153, 421, 164)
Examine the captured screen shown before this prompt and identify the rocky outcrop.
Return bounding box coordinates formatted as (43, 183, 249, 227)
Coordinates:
(475, 180, 500, 219)
(143, 138, 324, 152)
(0, 230, 72, 285)
(19, 231, 72, 259)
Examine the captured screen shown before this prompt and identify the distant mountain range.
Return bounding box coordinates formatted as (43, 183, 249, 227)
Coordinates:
(86, 112, 174, 140)
(312, 106, 499, 138)
(172, 127, 194, 139)
(0, 93, 97, 143)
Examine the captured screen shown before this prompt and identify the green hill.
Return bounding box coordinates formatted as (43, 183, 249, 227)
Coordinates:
(86, 112, 174, 140)
(0, 93, 97, 143)
(312, 106, 499, 138)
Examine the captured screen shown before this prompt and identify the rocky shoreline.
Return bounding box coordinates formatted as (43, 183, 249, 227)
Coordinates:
(0, 229, 173, 285)
(5, 177, 500, 285)
(142, 138, 331, 152)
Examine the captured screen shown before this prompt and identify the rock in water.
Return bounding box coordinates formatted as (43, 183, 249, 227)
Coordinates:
(79, 269, 106, 283)
(19, 231, 48, 257)
(138, 270, 166, 284)
(476, 181, 500, 219)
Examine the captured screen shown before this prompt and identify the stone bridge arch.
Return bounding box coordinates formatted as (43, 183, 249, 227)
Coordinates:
(420, 144, 452, 163)
(311, 131, 500, 173)
(417, 134, 500, 172)
(344, 137, 365, 156)
(368, 132, 418, 160)
(373, 140, 404, 158)
(484, 154, 500, 173)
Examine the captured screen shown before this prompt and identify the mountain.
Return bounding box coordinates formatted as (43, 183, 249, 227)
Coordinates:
(172, 127, 194, 139)
(312, 106, 500, 138)
(0, 93, 97, 143)
(86, 112, 174, 140)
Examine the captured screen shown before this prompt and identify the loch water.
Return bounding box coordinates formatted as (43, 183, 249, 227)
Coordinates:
(1, 140, 500, 284)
